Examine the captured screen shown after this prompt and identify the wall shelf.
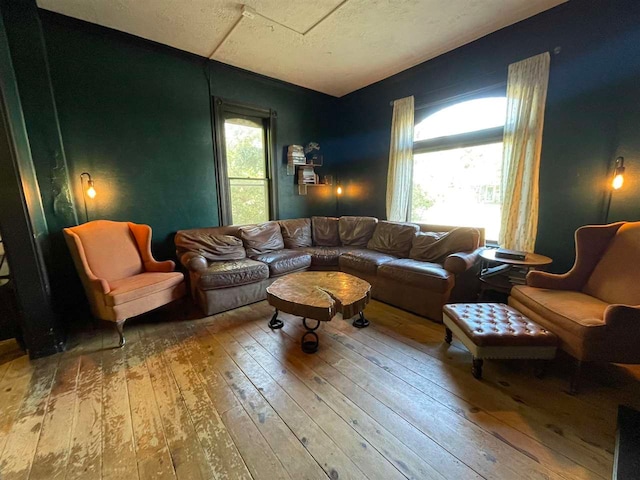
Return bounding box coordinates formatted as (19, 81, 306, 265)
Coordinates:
(298, 183, 328, 195)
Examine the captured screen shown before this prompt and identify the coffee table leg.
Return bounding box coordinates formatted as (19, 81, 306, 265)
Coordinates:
(301, 318, 320, 354)
(352, 311, 370, 329)
(268, 309, 284, 330)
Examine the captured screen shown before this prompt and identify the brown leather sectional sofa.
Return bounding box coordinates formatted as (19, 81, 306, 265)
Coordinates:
(175, 216, 484, 321)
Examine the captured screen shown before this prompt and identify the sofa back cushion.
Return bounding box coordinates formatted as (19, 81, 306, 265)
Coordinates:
(279, 218, 312, 249)
(175, 231, 246, 262)
(312, 216, 341, 246)
(583, 221, 640, 305)
(67, 220, 144, 282)
(339, 216, 378, 247)
(410, 227, 480, 262)
(239, 222, 285, 257)
(367, 221, 419, 257)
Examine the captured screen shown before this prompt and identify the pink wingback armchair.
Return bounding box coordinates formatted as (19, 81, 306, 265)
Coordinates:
(64, 220, 186, 347)
(509, 221, 640, 392)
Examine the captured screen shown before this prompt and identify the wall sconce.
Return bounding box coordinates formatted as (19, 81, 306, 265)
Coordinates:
(612, 156, 625, 190)
(604, 156, 625, 223)
(336, 182, 343, 196)
(79, 172, 96, 223)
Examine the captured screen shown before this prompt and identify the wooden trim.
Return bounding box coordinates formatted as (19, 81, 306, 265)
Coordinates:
(413, 126, 504, 154)
(212, 97, 278, 225)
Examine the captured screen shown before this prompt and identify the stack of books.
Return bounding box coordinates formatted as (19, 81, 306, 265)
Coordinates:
(508, 266, 528, 285)
(298, 166, 317, 184)
(495, 248, 526, 261)
(288, 145, 306, 164)
(287, 145, 306, 176)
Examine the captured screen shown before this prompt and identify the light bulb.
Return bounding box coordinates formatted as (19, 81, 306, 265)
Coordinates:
(612, 173, 624, 190)
(87, 180, 96, 199)
(336, 185, 343, 195)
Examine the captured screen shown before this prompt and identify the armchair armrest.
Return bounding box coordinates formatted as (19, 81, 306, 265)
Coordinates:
(526, 270, 577, 290)
(180, 252, 208, 273)
(145, 259, 176, 272)
(128, 222, 177, 273)
(444, 248, 482, 274)
(527, 222, 624, 291)
(63, 228, 111, 294)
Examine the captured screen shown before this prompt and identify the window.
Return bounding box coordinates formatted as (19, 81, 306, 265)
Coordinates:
(214, 99, 277, 225)
(411, 97, 507, 241)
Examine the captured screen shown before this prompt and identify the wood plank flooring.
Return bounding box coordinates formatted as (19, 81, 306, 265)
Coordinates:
(0, 300, 639, 479)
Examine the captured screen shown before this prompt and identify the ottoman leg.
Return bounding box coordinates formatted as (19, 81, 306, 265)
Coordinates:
(444, 327, 452, 344)
(472, 357, 483, 379)
(569, 360, 583, 395)
(534, 360, 549, 379)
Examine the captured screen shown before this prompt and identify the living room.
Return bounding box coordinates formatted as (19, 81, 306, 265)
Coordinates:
(0, 0, 639, 478)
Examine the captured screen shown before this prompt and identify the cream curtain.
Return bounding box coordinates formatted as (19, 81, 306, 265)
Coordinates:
(386, 96, 415, 221)
(499, 52, 550, 251)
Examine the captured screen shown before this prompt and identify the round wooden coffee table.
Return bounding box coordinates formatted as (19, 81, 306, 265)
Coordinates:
(266, 271, 371, 353)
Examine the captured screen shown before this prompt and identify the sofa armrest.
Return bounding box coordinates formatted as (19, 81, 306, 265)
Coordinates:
(145, 259, 176, 272)
(180, 252, 208, 273)
(444, 248, 481, 274)
(604, 304, 640, 328)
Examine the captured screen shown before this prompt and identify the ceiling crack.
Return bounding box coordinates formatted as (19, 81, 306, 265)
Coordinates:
(208, 0, 350, 59)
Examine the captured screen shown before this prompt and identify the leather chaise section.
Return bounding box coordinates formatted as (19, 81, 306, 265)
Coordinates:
(378, 259, 453, 293)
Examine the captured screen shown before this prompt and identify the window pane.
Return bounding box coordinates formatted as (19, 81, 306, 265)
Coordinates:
(224, 118, 266, 178)
(411, 142, 503, 241)
(229, 178, 269, 225)
(414, 97, 507, 141)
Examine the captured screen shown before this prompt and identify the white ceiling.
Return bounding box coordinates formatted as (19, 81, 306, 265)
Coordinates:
(37, 0, 566, 97)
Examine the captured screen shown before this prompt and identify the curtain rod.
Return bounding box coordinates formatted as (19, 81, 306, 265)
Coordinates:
(388, 81, 506, 110)
(390, 47, 560, 111)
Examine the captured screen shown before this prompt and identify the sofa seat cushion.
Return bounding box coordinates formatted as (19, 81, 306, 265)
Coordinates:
(253, 250, 312, 277)
(339, 250, 397, 275)
(377, 259, 453, 293)
(300, 246, 359, 267)
(107, 272, 184, 306)
(510, 286, 608, 340)
(197, 259, 269, 290)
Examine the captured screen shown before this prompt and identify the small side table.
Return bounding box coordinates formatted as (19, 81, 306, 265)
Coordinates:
(479, 249, 552, 299)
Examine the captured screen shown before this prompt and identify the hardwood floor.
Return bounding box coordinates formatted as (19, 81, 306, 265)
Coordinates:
(0, 300, 639, 479)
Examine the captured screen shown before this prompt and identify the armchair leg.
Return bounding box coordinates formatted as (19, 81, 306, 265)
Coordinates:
(115, 320, 127, 348)
(569, 360, 582, 395)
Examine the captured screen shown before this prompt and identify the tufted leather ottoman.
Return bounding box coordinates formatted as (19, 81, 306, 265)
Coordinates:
(443, 303, 558, 379)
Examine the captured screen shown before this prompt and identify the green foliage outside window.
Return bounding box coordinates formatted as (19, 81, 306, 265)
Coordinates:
(225, 120, 269, 224)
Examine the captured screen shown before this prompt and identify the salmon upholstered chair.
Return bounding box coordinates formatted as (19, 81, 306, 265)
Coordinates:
(509, 221, 640, 392)
(64, 220, 186, 347)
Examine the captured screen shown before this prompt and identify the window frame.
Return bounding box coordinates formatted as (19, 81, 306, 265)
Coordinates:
(410, 95, 507, 241)
(212, 97, 278, 226)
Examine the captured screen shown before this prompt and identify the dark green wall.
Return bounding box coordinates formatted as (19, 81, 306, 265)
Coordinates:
(40, 11, 339, 261)
(335, 0, 640, 272)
